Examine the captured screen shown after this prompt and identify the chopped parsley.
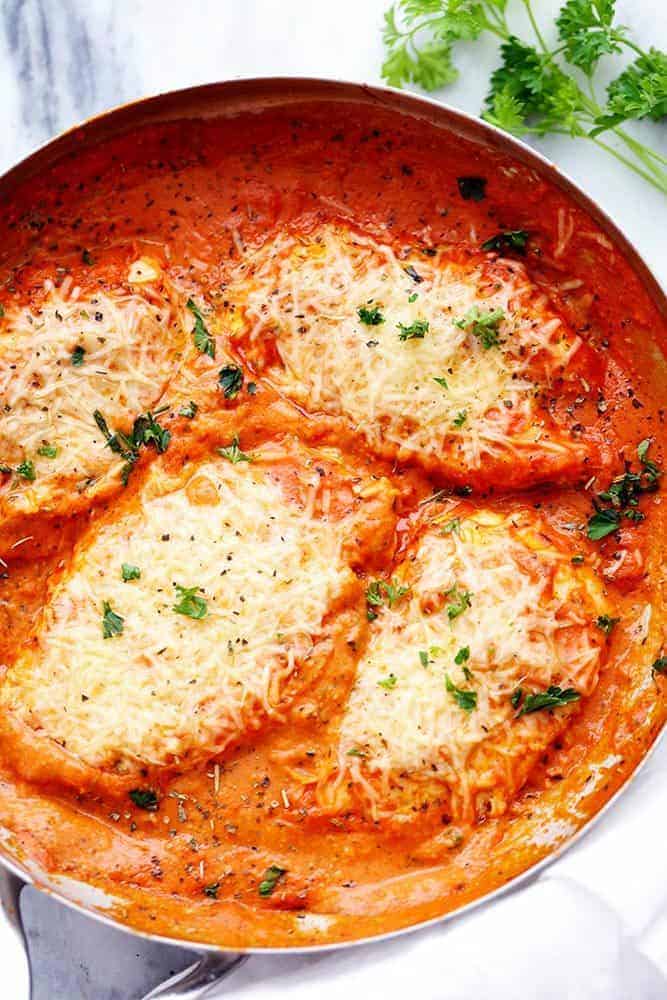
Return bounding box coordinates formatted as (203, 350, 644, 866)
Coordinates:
(596, 614, 620, 636)
(102, 601, 124, 638)
(187, 298, 215, 358)
(419, 650, 429, 667)
(81, 249, 94, 266)
(346, 747, 366, 758)
(481, 230, 529, 254)
(587, 438, 661, 540)
(203, 883, 220, 899)
(37, 444, 58, 458)
(133, 410, 171, 453)
(358, 305, 385, 325)
(454, 306, 505, 349)
(398, 318, 429, 341)
(378, 673, 398, 689)
(445, 585, 472, 620)
(218, 435, 252, 464)
(172, 584, 208, 620)
(457, 176, 487, 201)
(258, 864, 286, 897)
(452, 410, 467, 428)
(129, 788, 158, 811)
(71, 345, 85, 366)
(16, 460, 35, 481)
(219, 364, 244, 398)
(652, 656, 667, 677)
(121, 563, 141, 582)
(441, 518, 460, 535)
(433, 375, 449, 390)
(517, 685, 580, 716)
(93, 406, 171, 485)
(445, 674, 477, 712)
(511, 688, 523, 709)
(365, 578, 409, 619)
(454, 646, 470, 665)
(179, 400, 198, 419)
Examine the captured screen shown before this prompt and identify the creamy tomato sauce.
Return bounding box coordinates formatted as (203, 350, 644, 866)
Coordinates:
(0, 99, 664, 949)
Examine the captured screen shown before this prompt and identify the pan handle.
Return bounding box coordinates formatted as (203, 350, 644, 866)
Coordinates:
(141, 951, 246, 999)
(0, 866, 32, 998)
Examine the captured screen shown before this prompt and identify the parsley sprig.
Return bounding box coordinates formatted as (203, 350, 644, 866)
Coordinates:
(382, 1, 667, 194)
(587, 438, 661, 540)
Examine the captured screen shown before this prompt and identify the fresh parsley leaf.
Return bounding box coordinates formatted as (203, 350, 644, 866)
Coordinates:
(258, 864, 286, 897)
(37, 444, 58, 458)
(346, 747, 366, 757)
(358, 305, 385, 325)
(187, 298, 215, 358)
(129, 788, 158, 811)
(511, 688, 523, 709)
(595, 48, 667, 131)
(481, 229, 529, 254)
(454, 645, 470, 665)
(16, 460, 35, 481)
(378, 673, 398, 689)
(172, 583, 208, 620)
(419, 650, 429, 667)
(219, 364, 244, 399)
(121, 563, 141, 582)
(218, 435, 252, 464)
(445, 673, 477, 712)
(556, 0, 626, 76)
(433, 375, 449, 389)
(452, 410, 467, 428)
(102, 600, 124, 638)
(518, 685, 580, 716)
(596, 614, 620, 635)
(441, 517, 460, 535)
(457, 175, 487, 201)
(652, 655, 667, 676)
(365, 579, 409, 616)
(587, 507, 620, 540)
(179, 400, 198, 419)
(132, 411, 171, 454)
(71, 345, 85, 366)
(398, 318, 429, 340)
(445, 584, 472, 620)
(454, 305, 505, 348)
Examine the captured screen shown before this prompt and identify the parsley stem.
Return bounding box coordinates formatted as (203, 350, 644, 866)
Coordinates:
(521, 0, 549, 54)
(612, 127, 667, 175)
(591, 136, 667, 193)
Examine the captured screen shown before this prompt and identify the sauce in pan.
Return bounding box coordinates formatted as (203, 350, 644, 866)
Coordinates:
(0, 101, 664, 948)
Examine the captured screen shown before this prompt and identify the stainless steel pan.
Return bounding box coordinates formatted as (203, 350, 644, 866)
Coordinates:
(0, 77, 664, 999)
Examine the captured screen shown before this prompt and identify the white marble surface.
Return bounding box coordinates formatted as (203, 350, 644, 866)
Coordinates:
(0, 1, 665, 997)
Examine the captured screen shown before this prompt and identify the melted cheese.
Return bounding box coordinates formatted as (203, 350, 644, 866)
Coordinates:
(226, 225, 589, 481)
(326, 506, 608, 821)
(0, 261, 184, 517)
(0, 441, 363, 771)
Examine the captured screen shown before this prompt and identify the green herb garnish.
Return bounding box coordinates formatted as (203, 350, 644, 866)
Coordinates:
(187, 298, 215, 358)
(452, 410, 467, 428)
(102, 600, 124, 638)
(71, 345, 85, 366)
(179, 401, 198, 419)
(454, 646, 470, 665)
(37, 444, 58, 458)
(457, 175, 487, 201)
(481, 230, 529, 255)
(219, 364, 244, 399)
(203, 883, 220, 899)
(16, 460, 35, 481)
(596, 614, 620, 635)
(129, 788, 158, 811)
(378, 673, 398, 689)
(121, 563, 141, 582)
(398, 318, 429, 341)
(518, 685, 580, 716)
(652, 656, 667, 677)
(587, 438, 661, 540)
(358, 305, 385, 326)
(445, 674, 477, 713)
(433, 375, 449, 389)
(454, 306, 505, 348)
(445, 584, 472, 620)
(258, 865, 286, 897)
(172, 584, 208, 620)
(218, 435, 252, 464)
